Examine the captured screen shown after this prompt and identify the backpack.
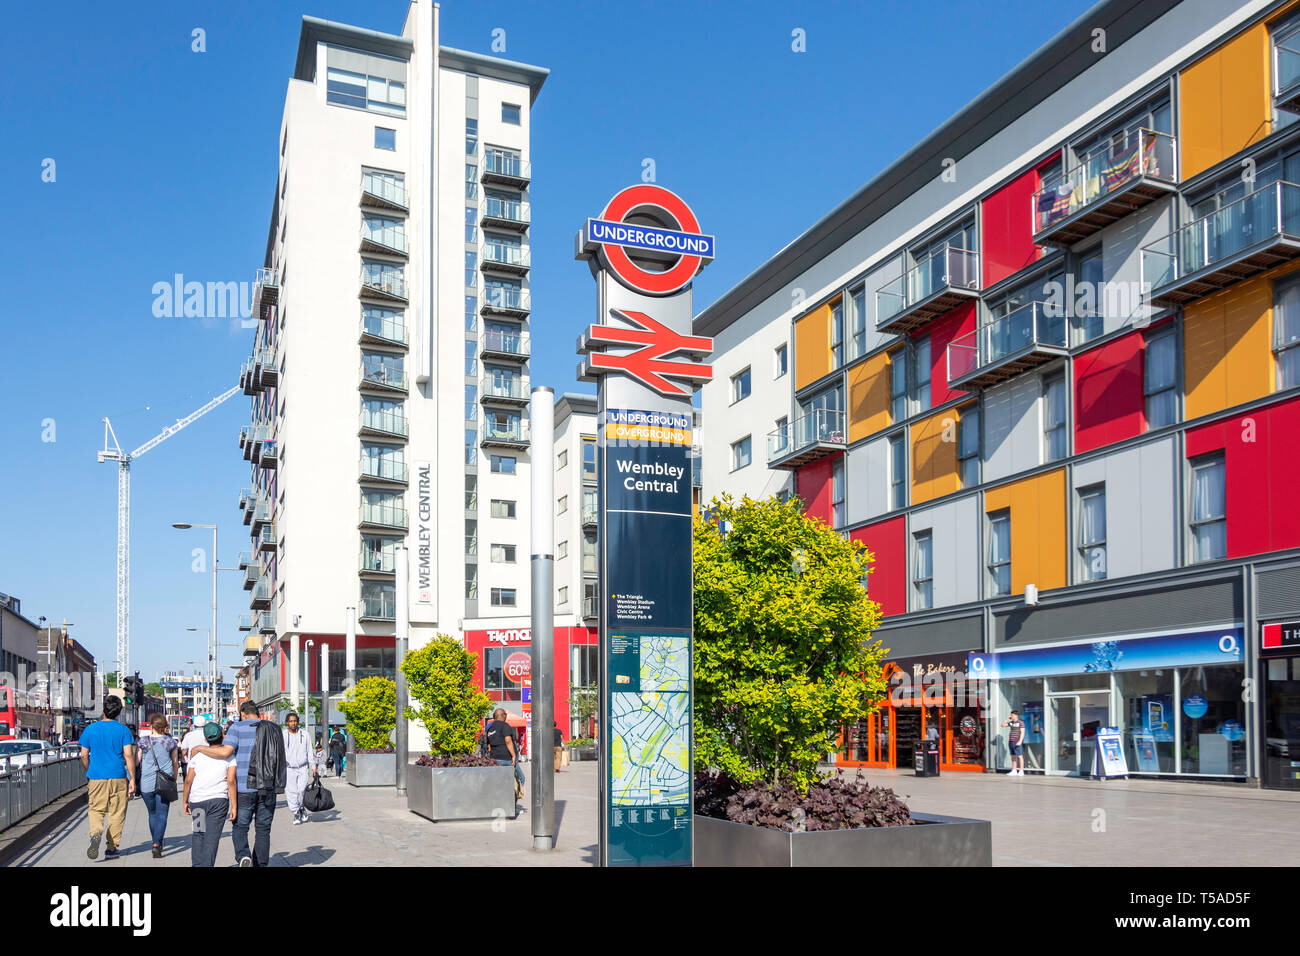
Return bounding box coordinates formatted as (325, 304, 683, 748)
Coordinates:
(248, 719, 287, 794)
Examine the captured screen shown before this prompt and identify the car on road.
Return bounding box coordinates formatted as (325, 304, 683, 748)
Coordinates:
(0, 740, 62, 768)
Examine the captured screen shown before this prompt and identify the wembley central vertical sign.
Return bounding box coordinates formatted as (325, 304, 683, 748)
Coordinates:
(576, 185, 713, 867)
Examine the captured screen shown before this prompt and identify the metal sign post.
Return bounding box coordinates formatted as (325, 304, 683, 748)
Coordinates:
(576, 185, 714, 867)
(530, 386, 556, 849)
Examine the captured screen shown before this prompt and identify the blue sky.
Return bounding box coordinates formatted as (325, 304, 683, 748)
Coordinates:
(0, 0, 1095, 681)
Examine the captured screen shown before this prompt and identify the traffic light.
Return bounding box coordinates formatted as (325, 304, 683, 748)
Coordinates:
(123, 673, 143, 705)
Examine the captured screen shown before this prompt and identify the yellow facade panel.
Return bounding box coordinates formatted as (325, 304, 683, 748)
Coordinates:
(848, 352, 890, 442)
(794, 301, 833, 391)
(1179, 23, 1270, 180)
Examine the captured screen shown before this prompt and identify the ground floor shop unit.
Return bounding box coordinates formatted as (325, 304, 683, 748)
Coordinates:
(1262, 619, 1300, 790)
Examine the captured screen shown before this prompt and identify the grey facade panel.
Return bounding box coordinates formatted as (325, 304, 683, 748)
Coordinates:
(994, 577, 1241, 648)
(845, 435, 890, 525)
(876, 615, 983, 659)
(1098, 195, 1174, 333)
(327, 45, 409, 80)
(911, 495, 980, 608)
(983, 375, 1041, 484)
(1071, 437, 1177, 579)
(1258, 564, 1300, 619)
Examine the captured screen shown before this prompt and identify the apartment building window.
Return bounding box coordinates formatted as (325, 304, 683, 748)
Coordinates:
(465, 205, 476, 243)
(1275, 276, 1300, 388)
(889, 349, 907, 422)
(484, 276, 522, 309)
(557, 495, 568, 515)
(1076, 251, 1104, 343)
(491, 544, 517, 564)
(731, 367, 751, 403)
(464, 249, 477, 287)
(583, 533, 597, 573)
(465, 295, 477, 332)
(958, 406, 981, 487)
(557, 449, 568, 470)
(502, 103, 521, 124)
(1077, 485, 1107, 582)
(774, 415, 789, 455)
(491, 588, 517, 607)
(914, 338, 931, 410)
(465, 163, 478, 200)
(361, 260, 404, 297)
(558, 540, 567, 560)
(467, 523, 478, 559)
(465, 118, 478, 155)
(558, 586, 568, 606)
(774, 343, 788, 379)
(465, 475, 477, 510)
(464, 384, 477, 422)
(465, 428, 476, 465)
(831, 458, 845, 528)
(583, 438, 597, 480)
(1144, 328, 1178, 428)
(327, 63, 405, 115)
(362, 169, 405, 206)
(361, 444, 405, 482)
(584, 582, 599, 619)
(731, 436, 752, 471)
(1043, 373, 1067, 462)
(490, 499, 516, 519)
(889, 434, 906, 510)
(830, 300, 845, 368)
(1190, 455, 1227, 562)
(849, 285, 867, 359)
(913, 531, 934, 610)
(374, 127, 396, 150)
(583, 488, 597, 521)
(988, 511, 1011, 597)
(466, 566, 478, 600)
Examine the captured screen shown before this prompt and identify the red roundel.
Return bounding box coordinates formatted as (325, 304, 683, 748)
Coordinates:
(504, 652, 531, 682)
(598, 184, 707, 296)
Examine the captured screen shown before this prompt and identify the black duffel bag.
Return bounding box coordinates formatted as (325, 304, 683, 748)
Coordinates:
(302, 776, 334, 813)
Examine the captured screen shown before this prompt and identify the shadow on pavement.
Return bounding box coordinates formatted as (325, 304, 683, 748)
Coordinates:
(272, 845, 336, 867)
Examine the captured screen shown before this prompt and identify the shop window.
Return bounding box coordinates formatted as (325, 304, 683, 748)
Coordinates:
(1189, 454, 1226, 562)
(1115, 669, 1176, 773)
(1178, 664, 1247, 775)
(484, 646, 525, 699)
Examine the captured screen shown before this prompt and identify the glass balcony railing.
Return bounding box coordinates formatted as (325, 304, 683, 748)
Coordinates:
(483, 197, 530, 225)
(483, 151, 531, 180)
(257, 608, 276, 633)
(361, 456, 407, 483)
(482, 419, 530, 444)
(360, 547, 396, 573)
(238, 613, 255, 632)
(1141, 181, 1300, 298)
(251, 579, 271, 604)
(480, 374, 530, 401)
(766, 409, 846, 464)
(946, 301, 1067, 384)
(258, 525, 276, 550)
(361, 311, 408, 346)
(360, 500, 407, 528)
(361, 171, 408, 209)
(361, 267, 406, 300)
(360, 361, 407, 391)
(876, 246, 979, 327)
(361, 220, 408, 255)
(1033, 129, 1177, 236)
(480, 241, 530, 270)
(481, 286, 530, 312)
(581, 506, 598, 526)
(360, 587, 397, 621)
(583, 597, 598, 620)
(238, 550, 252, 570)
(360, 406, 408, 437)
(480, 329, 530, 358)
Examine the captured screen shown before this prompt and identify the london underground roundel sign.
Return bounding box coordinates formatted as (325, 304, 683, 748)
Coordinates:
(504, 652, 531, 682)
(581, 184, 714, 296)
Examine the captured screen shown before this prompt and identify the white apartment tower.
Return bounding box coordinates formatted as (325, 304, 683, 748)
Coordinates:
(237, 3, 548, 720)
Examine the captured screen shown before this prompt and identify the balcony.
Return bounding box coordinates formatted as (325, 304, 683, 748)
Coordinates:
(1142, 180, 1300, 307)
(480, 240, 530, 275)
(237, 550, 252, 570)
(481, 419, 530, 449)
(876, 246, 980, 334)
(583, 597, 598, 621)
(360, 456, 408, 485)
(480, 374, 531, 405)
(481, 151, 531, 187)
(360, 220, 409, 258)
(480, 329, 530, 361)
(360, 171, 408, 212)
(258, 436, 279, 469)
(250, 498, 271, 532)
(360, 546, 396, 575)
(359, 406, 408, 439)
(1033, 130, 1178, 245)
(360, 267, 407, 304)
(766, 409, 846, 469)
(257, 607, 276, 634)
(359, 500, 407, 530)
(360, 361, 408, 394)
(240, 360, 262, 396)
(244, 635, 261, 657)
(480, 287, 530, 318)
(252, 267, 279, 316)
(240, 425, 267, 462)
(257, 524, 276, 553)
(254, 348, 279, 389)
(359, 312, 408, 348)
(250, 579, 271, 610)
(238, 613, 254, 632)
(359, 589, 397, 621)
(581, 505, 598, 528)
(946, 301, 1068, 390)
(243, 562, 260, 590)
(482, 197, 530, 231)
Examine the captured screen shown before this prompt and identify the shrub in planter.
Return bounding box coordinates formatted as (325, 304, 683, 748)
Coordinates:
(337, 676, 397, 751)
(402, 634, 493, 755)
(696, 769, 911, 831)
(415, 753, 497, 768)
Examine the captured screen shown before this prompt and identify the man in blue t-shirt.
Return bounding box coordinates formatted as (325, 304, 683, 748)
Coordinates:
(78, 696, 137, 860)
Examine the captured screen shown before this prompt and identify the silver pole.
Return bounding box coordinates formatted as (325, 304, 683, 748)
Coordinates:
(394, 546, 409, 796)
(530, 386, 555, 850)
(211, 526, 218, 717)
(320, 642, 329, 758)
(345, 606, 356, 769)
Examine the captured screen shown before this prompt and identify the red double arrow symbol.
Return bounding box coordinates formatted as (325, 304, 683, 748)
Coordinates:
(583, 309, 713, 396)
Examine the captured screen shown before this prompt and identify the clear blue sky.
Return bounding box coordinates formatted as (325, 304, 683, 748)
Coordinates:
(0, 0, 1095, 682)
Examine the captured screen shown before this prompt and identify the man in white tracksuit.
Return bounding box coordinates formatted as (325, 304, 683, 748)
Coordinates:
(282, 713, 319, 825)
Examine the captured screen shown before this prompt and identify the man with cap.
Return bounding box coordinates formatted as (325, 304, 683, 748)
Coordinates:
(182, 722, 237, 868)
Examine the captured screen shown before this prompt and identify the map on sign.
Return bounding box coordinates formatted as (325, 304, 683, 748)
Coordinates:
(609, 634, 690, 806)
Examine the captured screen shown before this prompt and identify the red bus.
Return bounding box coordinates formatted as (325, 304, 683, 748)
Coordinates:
(0, 686, 51, 741)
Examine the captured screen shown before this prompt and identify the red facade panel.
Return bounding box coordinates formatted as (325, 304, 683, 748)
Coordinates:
(924, 300, 976, 407)
(1185, 395, 1300, 558)
(851, 516, 906, 618)
(1073, 331, 1145, 454)
(796, 453, 841, 524)
(980, 163, 1049, 289)
(463, 625, 599, 736)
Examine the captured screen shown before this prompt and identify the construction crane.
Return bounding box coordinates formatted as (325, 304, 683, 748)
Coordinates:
(98, 386, 240, 679)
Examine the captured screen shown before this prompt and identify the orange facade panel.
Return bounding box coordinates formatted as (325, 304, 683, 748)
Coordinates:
(910, 408, 962, 506)
(1178, 22, 1271, 180)
(1183, 276, 1273, 420)
(794, 300, 833, 391)
(984, 468, 1066, 593)
(848, 351, 890, 442)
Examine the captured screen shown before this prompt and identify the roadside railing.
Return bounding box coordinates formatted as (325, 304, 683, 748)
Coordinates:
(0, 751, 86, 833)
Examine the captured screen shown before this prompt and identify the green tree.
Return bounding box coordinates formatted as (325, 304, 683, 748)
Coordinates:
(568, 682, 598, 736)
(144, 682, 162, 698)
(275, 695, 323, 725)
(336, 677, 396, 750)
(694, 494, 888, 791)
(104, 672, 119, 689)
(402, 635, 492, 755)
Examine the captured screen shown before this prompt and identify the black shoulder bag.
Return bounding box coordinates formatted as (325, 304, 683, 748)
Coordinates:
(149, 741, 178, 803)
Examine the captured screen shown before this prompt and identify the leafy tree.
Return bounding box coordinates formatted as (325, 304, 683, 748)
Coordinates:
(568, 682, 598, 737)
(694, 494, 887, 792)
(336, 677, 396, 750)
(144, 682, 162, 698)
(104, 672, 119, 689)
(402, 635, 492, 756)
(275, 695, 323, 724)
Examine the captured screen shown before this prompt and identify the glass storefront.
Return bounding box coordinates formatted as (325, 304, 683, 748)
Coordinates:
(1264, 654, 1300, 790)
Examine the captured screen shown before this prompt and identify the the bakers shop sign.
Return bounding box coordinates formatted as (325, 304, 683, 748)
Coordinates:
(486, 628, 531, 646)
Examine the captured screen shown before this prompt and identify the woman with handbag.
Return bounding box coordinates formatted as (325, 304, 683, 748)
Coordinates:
(139, 713, 180, 859)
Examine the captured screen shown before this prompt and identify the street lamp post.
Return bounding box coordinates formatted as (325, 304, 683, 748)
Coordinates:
(174, 523, 219, 718)
(185, 627, 212, 716)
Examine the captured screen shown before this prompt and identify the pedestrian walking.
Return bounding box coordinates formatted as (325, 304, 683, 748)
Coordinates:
(282, 713, 319, 825)
(182, 722, 237, 868)
(553, 720, 565, 773)
(485, 708, 525, 803)
(329, 728, 346, 778)
(138, 713, 180, 858)
(77, 696, 136, 860)
(1003, 709, 1026, 776)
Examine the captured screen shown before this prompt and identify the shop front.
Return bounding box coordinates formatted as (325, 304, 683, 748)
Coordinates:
(838, 651, 987, 772)
(1262, 619, 1300, 790)
(973, 626, 1247, 778)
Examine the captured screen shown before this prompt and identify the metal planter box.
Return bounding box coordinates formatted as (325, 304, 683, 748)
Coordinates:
(566, 745, 597, 762)
(407, 763, 518, 822)
(345, 752, 396, 787)
(693, 811, 991, 867)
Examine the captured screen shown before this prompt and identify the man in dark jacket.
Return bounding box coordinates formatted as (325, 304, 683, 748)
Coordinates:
(189, 700, 282, 867)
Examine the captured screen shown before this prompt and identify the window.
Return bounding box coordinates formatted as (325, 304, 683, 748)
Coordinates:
(830, 300, 845, 368)
(774, 343, 788, 379)
(914, 338, 931, 410)
(1190, 455, 1226, 562)
(731, 436, 752, 470)
(491, 587, 517, 607)
(465, 118, 478, 155)
(731, 367, 752, 403)
(465, 163, 477, 200)
(557, 495, 568, 515)
(850, 285, 867, 358)
(1144, 329, 1178, 428)
(490, 454, 516, 474)
(1275, 277, 1300, 389)
(889, 434, 906, 509)
(583, 533, 597, 573)
(490, 543, 517, 563)
(558, 540, 568, 560)
(490, 499, 516, 519)
(958, 406, 981, 487)
(773, 415, 789, 455)
(889, 349, 907, 421)
(1076, 251, 1104, 342)
(582, 438, 597, 480)
(1043, 373, 1067, 462)
(831, 458, 845, 528)
(374, 127, 396, 151)
(328, 67, 405, 115)
(1274, 16, 1300, 125)
(1077, 485, 1107, 582)
(557, 449, 568, 470)
(558, 586, 568, 606)
(988, 512, 1011, 596)
(465, 475, 477, 510)
(913, 532, 933, 610)
(502, 103, 521, 124)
